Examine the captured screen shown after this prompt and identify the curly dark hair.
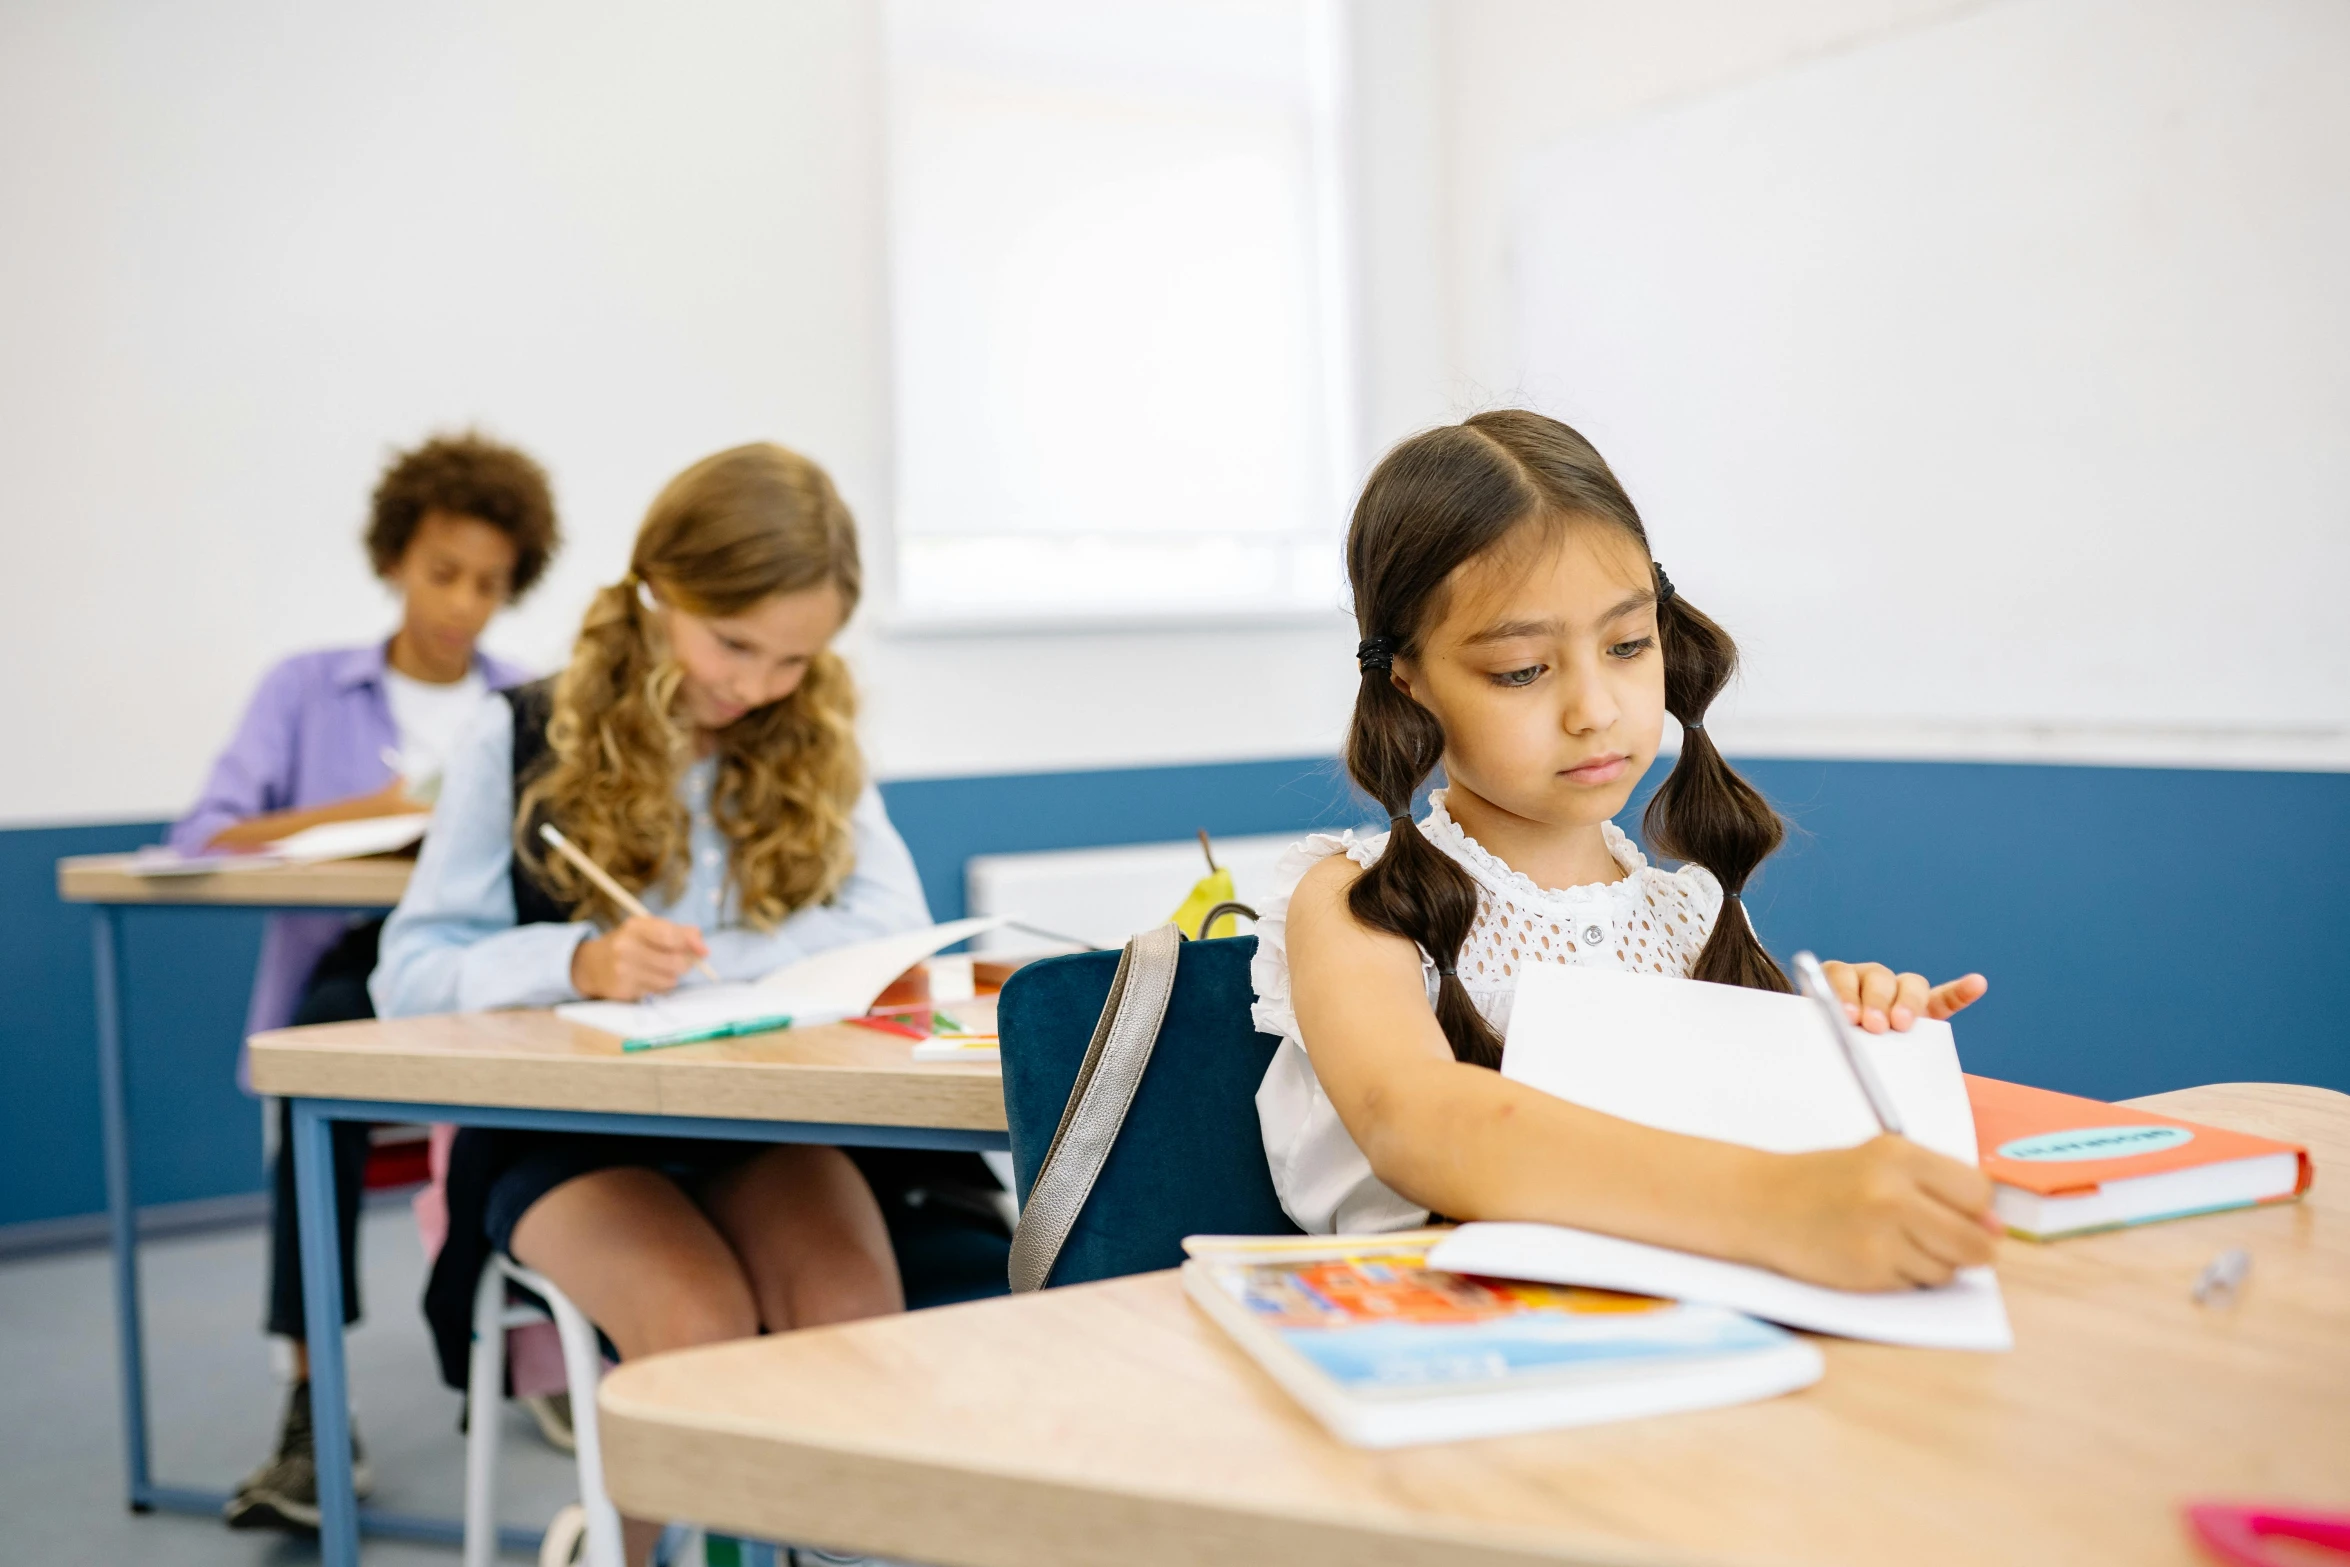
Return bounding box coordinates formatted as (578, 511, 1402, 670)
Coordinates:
(366, 432, 560, 599)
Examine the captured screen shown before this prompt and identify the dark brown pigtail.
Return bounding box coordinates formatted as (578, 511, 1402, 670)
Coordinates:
(1642, 591, 1792, 992)
(1344, 659, 1506, 1069)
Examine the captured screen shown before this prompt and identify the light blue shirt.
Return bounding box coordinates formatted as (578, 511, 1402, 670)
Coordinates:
(371, 700, 933, 1017)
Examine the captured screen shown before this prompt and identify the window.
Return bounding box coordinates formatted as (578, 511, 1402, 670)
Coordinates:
(884, 0, 1355, 625)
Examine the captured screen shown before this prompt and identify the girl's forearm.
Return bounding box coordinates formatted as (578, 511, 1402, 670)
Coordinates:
(1356, 1061, 1780, 1264)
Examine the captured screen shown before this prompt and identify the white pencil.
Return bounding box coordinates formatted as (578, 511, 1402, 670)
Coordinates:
(538, 822, 721, 982)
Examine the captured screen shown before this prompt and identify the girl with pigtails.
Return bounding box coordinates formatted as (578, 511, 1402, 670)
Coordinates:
(1253, 411, 1999, 1291)
(374, 443, 935, 1567)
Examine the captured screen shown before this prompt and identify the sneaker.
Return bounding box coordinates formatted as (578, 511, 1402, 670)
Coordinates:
(521, 1390, 577, 1454)
(222, 1380, 376, 1532)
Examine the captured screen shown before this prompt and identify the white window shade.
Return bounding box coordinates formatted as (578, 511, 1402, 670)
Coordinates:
(885, 0, 1355, 625)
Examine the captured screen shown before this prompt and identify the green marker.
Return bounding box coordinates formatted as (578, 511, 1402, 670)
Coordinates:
(622, 1014, 797, 1053)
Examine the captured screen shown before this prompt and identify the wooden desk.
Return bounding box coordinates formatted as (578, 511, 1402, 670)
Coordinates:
(257, 1003, 1009, 1567)
(250, 1001, 1006, 1132)
(54, 851, 414, 1533)
(599, 1083, 2349, 1567)
(57, 850, 415, 906)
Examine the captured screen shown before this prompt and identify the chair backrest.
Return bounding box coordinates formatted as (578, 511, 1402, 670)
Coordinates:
(998, 934, 1301, 1288)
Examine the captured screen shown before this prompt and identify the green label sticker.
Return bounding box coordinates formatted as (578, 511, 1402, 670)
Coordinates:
(1996, 1125, 2193, 1162)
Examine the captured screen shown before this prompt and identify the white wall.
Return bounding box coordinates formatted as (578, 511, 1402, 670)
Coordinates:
(0, 0, 1441, 827)
(1442, 0, 2350, 768)
(5, 0, 2342, 826)
(1435, 0, 1991, 404)
(2, 1, 883, 823)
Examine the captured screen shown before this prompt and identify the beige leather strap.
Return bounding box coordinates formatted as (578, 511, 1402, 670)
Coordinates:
(1007, 922, 1181, 1293)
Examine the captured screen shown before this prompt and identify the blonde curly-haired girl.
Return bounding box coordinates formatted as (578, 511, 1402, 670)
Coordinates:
(374, 443, 931, 1566)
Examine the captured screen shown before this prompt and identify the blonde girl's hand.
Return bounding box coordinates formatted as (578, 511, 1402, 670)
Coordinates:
(1754, 1136, 2001, 1291)
(1819, 959, 1988, 1033)
(570, 916, 710, 1001)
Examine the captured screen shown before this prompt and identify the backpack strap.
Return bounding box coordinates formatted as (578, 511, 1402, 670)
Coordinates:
(1007, 922, 1182, 1292)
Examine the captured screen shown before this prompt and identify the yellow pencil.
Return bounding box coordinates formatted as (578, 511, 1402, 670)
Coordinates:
(538, 823, 721, 982)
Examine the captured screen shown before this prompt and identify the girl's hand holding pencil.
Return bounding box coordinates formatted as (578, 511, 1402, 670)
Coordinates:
(540, 822, 722, 999)
(1749, 1136, 2001, 1293)
(571, 915, 714, 1001)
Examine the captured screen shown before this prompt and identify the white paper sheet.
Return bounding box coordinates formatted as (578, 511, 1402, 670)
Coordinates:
(555, 916, 1003, 1044)
(1501, 964, 1979, 1164)
(125, 846, 279, 877)
(555, 984, 798, 1043)
(1428, 1224, 2011, 1351)
(750, 915, 1002, 1014)
(264, 814, 429, 863)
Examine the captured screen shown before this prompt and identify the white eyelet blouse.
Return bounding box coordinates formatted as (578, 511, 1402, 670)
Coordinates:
(1248, 789, 1725, 1233)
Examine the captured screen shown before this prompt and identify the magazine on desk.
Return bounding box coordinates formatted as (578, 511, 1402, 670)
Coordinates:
(1180, 1233, 1822, 1448)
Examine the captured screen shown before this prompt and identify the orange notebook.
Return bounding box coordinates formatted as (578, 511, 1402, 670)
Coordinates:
(1966, 1075, 2312, 1240)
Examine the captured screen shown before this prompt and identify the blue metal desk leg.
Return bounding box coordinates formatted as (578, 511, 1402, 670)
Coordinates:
(92, 906, 154, 1513)
(292, 1099, 362, 1567)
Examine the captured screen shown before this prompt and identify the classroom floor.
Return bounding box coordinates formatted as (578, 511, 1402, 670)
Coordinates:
(0, 1203, 578, 1565)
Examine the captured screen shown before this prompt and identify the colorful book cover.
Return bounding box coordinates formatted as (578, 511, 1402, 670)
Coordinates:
(1195, 1240, 1797, 1395)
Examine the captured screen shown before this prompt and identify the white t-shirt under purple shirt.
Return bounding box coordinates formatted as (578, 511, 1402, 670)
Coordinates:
(383, 665, 491, 796)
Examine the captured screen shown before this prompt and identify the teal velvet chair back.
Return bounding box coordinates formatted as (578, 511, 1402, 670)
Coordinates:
(998, 934, 1302, 1288)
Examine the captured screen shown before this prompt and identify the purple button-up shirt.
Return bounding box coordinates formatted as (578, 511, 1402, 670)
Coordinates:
(171, 642, 530, 1050)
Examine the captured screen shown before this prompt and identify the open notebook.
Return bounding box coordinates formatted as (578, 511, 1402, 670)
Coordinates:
(555, 916, 1002, 1049)
(1424, 964, 2011, 1352)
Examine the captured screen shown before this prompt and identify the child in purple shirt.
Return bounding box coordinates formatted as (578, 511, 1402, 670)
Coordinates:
(171, 432, 560, 1532)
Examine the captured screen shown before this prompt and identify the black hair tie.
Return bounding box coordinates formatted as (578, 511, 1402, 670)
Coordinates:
(1388, 811, 1412, 826)
(1357, 634, 1399, 673)
(1435, 964, 1457, 978)
(1654, 562, 1676, 608)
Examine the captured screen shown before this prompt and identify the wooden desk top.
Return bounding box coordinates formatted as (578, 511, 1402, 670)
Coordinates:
(599, 1083, 2349, 1567)
(57, 852, 414, 907)
(248, 1000, 1004, 1132)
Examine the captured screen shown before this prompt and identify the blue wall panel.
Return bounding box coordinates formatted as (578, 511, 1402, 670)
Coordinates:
(1638, 760, 2349, 1103)
(1, 823, 266, 1226)
(5, 757, 2344, 1231)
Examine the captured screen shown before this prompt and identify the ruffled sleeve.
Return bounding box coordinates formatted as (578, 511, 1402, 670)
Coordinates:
(1246, 829, 1376, 1048)
(1248, 829, 1432, 1236)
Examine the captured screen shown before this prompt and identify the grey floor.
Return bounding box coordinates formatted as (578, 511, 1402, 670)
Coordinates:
(0, 1204, 580, 1565)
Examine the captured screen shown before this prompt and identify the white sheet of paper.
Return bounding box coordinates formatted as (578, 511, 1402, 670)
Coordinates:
(555, 984, 795, 1042)
(1500, 964, 1979, 1163)
(752, 915, 1002, 1013)
(264, 815, 429, 863)
(554, 917, 1004, 1043)
(1427, 1224, 2011, 1351)
(126, 846, 279, 877)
